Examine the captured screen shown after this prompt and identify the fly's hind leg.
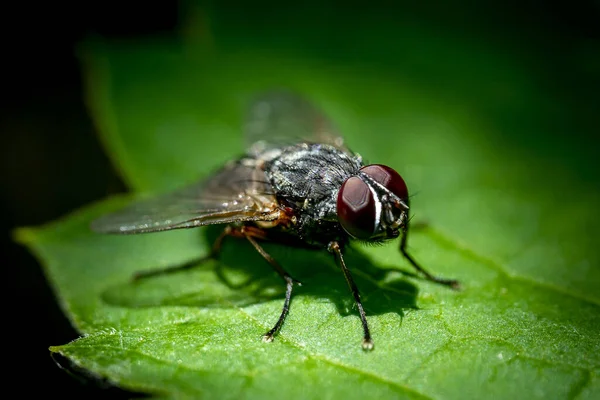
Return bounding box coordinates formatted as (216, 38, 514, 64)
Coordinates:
(237, 226, 302, 343)
(132, 227, 231, 281)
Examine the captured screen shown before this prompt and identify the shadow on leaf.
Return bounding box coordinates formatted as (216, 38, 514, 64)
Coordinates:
(101, 226, 421, 320)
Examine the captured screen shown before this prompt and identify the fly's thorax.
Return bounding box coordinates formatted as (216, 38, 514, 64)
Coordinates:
(264, 143, 362, 210)
(247, 140, 285, 162)
(260, 143, 363, 246)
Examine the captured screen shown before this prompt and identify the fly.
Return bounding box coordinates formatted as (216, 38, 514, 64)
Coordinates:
(91, 91, 460, 350)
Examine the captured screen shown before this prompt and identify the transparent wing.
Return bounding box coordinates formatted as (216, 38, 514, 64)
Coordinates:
(244, 90, 353, 156)
(91, 160, 279, 234)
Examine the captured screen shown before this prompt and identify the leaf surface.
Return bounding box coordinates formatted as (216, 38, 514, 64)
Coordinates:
(17, 6, 600, 399)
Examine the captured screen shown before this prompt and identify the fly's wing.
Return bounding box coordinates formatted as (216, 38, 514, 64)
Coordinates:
(244, 90, 353, 157)
(91, 160, 279, 234)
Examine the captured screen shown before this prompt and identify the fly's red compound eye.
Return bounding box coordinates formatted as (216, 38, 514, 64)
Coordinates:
(360, 164, 408, 200)
(337, 176, 377, 239)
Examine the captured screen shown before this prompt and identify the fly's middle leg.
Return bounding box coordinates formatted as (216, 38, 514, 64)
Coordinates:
(237, 225, 302, 343)
(131, 223, 301, 343)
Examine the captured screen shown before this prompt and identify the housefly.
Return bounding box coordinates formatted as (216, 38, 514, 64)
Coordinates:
(91, 91, 459, 350)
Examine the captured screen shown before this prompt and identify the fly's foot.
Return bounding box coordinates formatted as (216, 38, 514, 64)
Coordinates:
(436, 278, 461, 290)
(262, 332, 275, 343)
(362, 338, 374, 351)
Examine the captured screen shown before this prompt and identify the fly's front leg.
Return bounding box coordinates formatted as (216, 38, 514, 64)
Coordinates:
(132, 226, 231, 281)
(328, 241, 374, 351)
(399, 223, 460, 290)
(238, 226, 302, 343)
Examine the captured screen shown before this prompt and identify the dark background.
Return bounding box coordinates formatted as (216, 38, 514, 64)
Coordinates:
(2, 1, 598, 397)
(2, 2, 178, 398)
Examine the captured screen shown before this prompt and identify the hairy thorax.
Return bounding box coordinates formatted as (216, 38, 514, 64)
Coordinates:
(264, 143, 363, 245)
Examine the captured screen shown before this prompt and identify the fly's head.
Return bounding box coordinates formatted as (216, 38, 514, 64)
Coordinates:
(336, 164, 409, 242)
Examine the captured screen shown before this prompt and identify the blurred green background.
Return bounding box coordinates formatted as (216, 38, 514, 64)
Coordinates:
(3, 0, 599, 397)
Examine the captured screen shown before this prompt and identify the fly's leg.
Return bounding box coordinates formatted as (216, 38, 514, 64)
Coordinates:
(328, 241, 374, 351)
(400, 223, 460, 290)
(132, 227, 231, 281)
(238, 226, 302, 343)
(132, 223, 301, 342)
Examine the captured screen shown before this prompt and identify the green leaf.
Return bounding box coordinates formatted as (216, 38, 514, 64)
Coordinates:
(17, 7, 600, 400)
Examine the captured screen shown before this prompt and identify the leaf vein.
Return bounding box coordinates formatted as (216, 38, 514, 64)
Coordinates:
(234, 306, 435, 400)
(424, 226, 600, 307)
